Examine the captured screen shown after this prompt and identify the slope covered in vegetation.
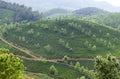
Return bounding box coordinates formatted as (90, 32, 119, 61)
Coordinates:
(0, 0, 41, 23)
(24, 72, 53, 79)
(43, 8, 71, 17)
(73, 7, 108, 16)
(0, 38, 30, 57)
(0, 8, 14, 24)
(23, 59, 89, 79)
(2, 19, 120, 58)
(83, 13, 120, 29)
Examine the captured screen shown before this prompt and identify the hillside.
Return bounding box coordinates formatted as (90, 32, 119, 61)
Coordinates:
(73, 7, 108, 16)
(1, 19, 120, 58)
(24, 72, 53, 79)
(0, 8, 14, 24)
(0, 1, 120, 79)
(43, 7, 108, 18)
(23, 58, 90, 79)
(0, 36, 31, 57)
(43, 8, 71, 17)
(82, 13, 120, 29)
(0, 0, 41, 23)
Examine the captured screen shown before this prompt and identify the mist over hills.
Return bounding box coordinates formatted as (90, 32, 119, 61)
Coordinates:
(3, 0, 120, 12)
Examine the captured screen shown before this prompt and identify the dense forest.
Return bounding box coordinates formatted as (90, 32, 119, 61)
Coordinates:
(0, 0, 42, 23)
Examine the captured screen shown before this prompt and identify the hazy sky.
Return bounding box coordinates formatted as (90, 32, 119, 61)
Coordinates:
(95, 0, 120, 6)
(3, 0, 120, 12)
(4, 0, 120, 7)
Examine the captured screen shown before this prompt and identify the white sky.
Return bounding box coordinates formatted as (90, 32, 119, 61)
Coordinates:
(95, 0, 120, 6)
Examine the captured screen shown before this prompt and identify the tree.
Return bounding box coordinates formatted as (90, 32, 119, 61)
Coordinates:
(53, 26, 58, 32)
(80, 76, 86, 79)
(92, 34, 96, 38)
(77, 76, 86, 79)
(70, 32, 74, 38)
(44, 44, 53, 53)
(63, 55, 69, 63)
(49, 65, 58, 75)
(0, 48, 9, 53)
(107, 41, 112, 48)
(106, 33, 110, 37)
(27, 29, 34, 34)
(74, 62, 81, 70)
(59, 38, 65, 46)
(91, 45, 97, 51)
(0, 53, 25, 79)
(60, 28, 67, 35)
(65, 42, 70, 49)
(84, 40, 89, 47)
(95, 54, 120, 79)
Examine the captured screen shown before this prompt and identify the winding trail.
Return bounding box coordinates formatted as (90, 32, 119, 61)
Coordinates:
(0, 36, 39, 59)
(0, 36, 94, 63)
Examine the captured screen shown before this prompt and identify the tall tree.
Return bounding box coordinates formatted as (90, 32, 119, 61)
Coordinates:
(95, 54, 120, 79)
(0, 53, 25, 79)
(49, 65, 58, 75)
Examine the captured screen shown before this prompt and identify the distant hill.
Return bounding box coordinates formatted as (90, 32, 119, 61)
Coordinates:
(73, 7, 108, 16)
(43, 7, 108, 18)
(43, 8, 71, 17)
(3, 0, 120, 12)
(2, 19, 120, 58)
(83, 13, 120, 28)
(0, 0, 41, 23)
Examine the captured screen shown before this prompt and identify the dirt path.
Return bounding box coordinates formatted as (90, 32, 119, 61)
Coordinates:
(0, 36, 94, 62)
(48, 57, 94, 63)
(0, 36, 39, 59)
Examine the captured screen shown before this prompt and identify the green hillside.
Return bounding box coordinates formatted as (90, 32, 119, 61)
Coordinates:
(0, 38, 31, 57)
(43, 8, 71, 17)
(23, 59, 89, 79)
(0, 8, 14, 24)
(83, 13, 120, 28)
(0, 1, 120, 79)
(24, 72, 53, 79)
(0, 0, 41, 23)
(1, 19, 120, 58)
(73, 7, 108, 16)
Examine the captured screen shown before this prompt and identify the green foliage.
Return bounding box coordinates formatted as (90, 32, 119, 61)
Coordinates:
(59, 38, 65, 46)
(44, 44, 53, 53)
(74, 62, 81, 70)
(91, 45, 97, 51)
(2, 19, 120, 58)
(0, 53, 25, 79)
(0, 8, 14, 24)
(73, 7, 108, 16)
(27, 29, 34, 34)
(65, 42, 70, 49)
(44, 8, 69, 17)
(84, 13, 120, 28)
(95, 54, 120, 79)
(63, 55, 69, 61)
(49, 65, 58, 75)
(77, 76, 86, 79)
(0, 40, 30, 57)
(24, 59, 85, 79)
(80, 76, 86, 79)
(0, 48, 9, 53)
(0, 0, 41, 23)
